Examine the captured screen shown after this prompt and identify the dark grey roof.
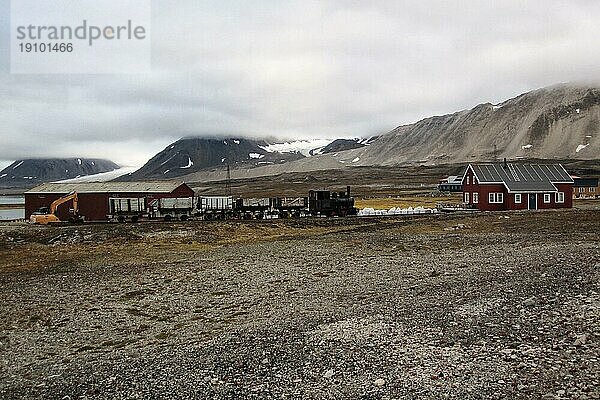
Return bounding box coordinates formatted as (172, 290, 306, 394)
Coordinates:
(503, 180, 558, 192)
(466, 163, 573, 193)
(26, 181, 188, 194)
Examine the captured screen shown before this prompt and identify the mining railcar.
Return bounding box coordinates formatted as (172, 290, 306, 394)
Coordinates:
(108, 197, 146, 222)
(235, 197, 273, 219)
(198, 196, 234, 220)
(149, 197, 196, 221)
(273, 197, 309, 218)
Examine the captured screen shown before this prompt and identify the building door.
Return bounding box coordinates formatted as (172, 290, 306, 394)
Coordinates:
(528, 194, 537, 210)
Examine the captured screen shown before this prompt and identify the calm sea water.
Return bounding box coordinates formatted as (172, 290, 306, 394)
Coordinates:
(0, 209, 25, 221)
(0, 196, 25, 221)
(0, 196, 24, 205)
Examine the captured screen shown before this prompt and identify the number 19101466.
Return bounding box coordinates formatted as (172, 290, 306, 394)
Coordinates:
(19, 43, 73, 52)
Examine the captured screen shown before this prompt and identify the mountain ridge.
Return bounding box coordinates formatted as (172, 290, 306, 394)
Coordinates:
(116, 137, 306, 181)
(357, 83, 599, 166)
(0, 158, 120, 190)
(173, 83, 600, 183)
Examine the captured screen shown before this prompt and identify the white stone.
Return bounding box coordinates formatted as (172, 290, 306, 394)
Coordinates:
(374, 378, 385, 387)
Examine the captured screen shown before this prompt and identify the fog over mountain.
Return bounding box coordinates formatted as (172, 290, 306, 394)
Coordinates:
(1, 1, 600, 169)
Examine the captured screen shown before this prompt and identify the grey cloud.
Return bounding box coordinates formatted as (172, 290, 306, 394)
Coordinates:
(1, 0, 600, 167)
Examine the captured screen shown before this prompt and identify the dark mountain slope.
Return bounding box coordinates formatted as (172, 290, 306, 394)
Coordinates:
(319, 139, 366, 154)
(0, 158, 119, 190)
(118, 137, 304, 181)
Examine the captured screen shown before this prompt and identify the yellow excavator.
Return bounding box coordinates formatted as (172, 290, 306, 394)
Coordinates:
(30, 192, 83, 225)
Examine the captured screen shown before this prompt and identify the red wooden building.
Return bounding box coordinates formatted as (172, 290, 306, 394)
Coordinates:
(461, 162, 573, 211)
(25, 181, 194, 221)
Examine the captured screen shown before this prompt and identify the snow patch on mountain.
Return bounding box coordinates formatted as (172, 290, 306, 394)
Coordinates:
(260, 139, 334, 157)
(160, 153, 178, 166)
(55, 166, 139, 183)
(576, 144, 589, 153)
(180, 157, 193, 169)
(358, 136, 377, 145)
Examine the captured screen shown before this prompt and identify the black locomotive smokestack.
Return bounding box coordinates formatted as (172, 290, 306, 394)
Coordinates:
(346, 186, 351, 197)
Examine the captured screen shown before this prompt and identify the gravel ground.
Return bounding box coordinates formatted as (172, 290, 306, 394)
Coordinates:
(0, 210, 598, 399)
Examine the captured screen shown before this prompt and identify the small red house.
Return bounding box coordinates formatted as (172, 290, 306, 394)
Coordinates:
(461, 162, 573, 211)
(25, 181, 195, 221)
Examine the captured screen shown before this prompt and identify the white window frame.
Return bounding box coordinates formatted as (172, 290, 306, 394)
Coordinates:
(488, 193, 504, 204)
(466, 176, 470, 185)
(543, 193, 551, 203)
(590, 187, 595, 193)
(555, 192, 564, 203)
(464, 192, 470, 203)
(514, 193, 521, 204)
(473, 192, 479, 204)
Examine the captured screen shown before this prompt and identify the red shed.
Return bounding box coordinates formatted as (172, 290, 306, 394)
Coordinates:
(25, 181, 195, 221)
(461, 162, 573, 211)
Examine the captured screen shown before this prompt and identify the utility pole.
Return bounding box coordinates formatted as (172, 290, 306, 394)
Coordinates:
(226, 164, 232, 197)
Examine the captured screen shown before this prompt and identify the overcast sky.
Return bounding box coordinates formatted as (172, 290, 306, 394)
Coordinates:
(1, 0, 600, 170)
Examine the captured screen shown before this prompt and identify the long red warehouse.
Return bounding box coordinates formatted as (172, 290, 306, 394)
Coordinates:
(25, 181, 195, 221)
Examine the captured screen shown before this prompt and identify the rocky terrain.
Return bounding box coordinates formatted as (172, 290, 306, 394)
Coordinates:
(0, 210, 598, 399)
(0, 159, 120, 191)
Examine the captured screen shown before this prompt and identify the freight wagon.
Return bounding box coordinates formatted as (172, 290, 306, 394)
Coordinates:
(108, 197, 146, 222)
(273, 197, 309, 218)
(198, 196, 234, 220)
(149, 197, 196, 221)
(235, 197, 273, 219)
